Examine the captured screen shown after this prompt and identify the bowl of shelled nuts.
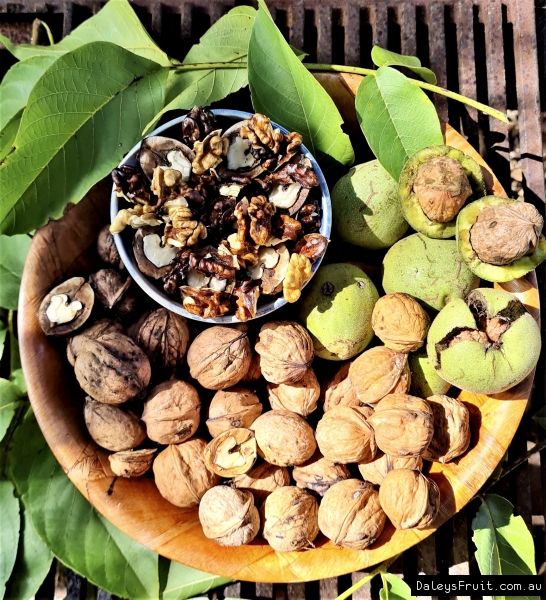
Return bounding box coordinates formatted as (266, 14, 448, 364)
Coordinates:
(110, 108, 331, 323)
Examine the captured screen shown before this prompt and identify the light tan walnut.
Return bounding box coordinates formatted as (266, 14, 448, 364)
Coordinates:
(267, 367, 320, 417)
(206, 387, 262, 437)
(84, 399, 146, 452)
(204, 428, 257, 477)
(357, 452, 423, 486)
(232, 462, 290, 504)
(292, 452, 350, 496)
(108, 449, 156, 478)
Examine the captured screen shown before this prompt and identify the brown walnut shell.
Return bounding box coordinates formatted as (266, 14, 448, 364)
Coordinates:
(204, 428, 257, 477)
(232, 462, 290, 504)
(153, 439, 220, 508)
(318, 479, 387, 550)
(206, 387, 262, 437)
(84, 399, 146, 452)
(67, 319, 123, 366)
(267, 367, 320, 417)
(108, 448, 157, 478)
(322, 362, 360, 412)
(292, 452, 350, 496)
(241, 353, 262, 382)
(357, 452, 423, 486)
(97, 224, 123, 269)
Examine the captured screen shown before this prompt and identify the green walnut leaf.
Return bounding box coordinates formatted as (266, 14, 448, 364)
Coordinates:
(0, 112, 22, 163)
(0, 41, 167, 236)
(0, 321, 6, 361)
(355, 66, 443, 181)
(0, 379, 24, 442)
(248, 0, 354, 171)
(0, 234, 31, 309)
(532, 407, 546, 429)
(379, 573, 416, 600)
(162, 559, 232, 600)
(0, 480, 20, 599)
(371, 46, 437, 84)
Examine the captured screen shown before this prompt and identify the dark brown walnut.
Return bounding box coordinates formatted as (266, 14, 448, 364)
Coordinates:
(298, 199, 322, 233)
(273, 214, 302, 241)
(292, 453, 350, 496)
(261, 487, 319, 552)
(247, 195, 276, 245)
(108, 448, 157, 478)
(206, 387, 262, 437)
(181, 106, 216, 147)
(97, 225, 123, 269)
(204, 428, 257, 477)
(294, 233, 329, 263)
(357, 452, 423, 486)
(255, 321, 314, 384)
(469, 203, 544, 265)
(111, 165, 152, 205)
(250, 410, 316, 467)
(413, 156, 472, 222)
(142, 379, 200, 445)
(163, 249, 192, 294)
(135, 308, 190, 370)
(88, 269, 137, 319)
(180, 286, 231, 319)
(316, 406, 377, 464)
(233, 280, 260, 322)
(318, 479, 387, 550)
(272, 159, 320, 189)
(84, 399, 146, 452)
(422, 395, 471, 463)
(38, 277, 94, 337)
(189, 247, 236, 280)
(267, 367, 320, 417)
(379, 469, 440, 530)
(348, 346, 411, 405)
(154, 439, 220, 508)
(228, 199, 259, 268)
(133, 227, 178, 279)
(67, 319, 123, 366)
(232, 462, 290, 504)
(187, 326, 252, 390)
(368, 394, 434, 457)
(260, 244, 290, 296)
(322, 362, 360, 412)
(74, 332, 151, 404)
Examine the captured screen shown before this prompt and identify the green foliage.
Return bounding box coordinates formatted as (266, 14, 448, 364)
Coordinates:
(379, 573, 416, 600)
(355, 66, 443, 181)
(0, 234, 31, 308)
(0, 480, 20, 598)
(371, 47, 437, 84)
(162, 560, 232, 600)
(0, 111, 22, 162)
(248, 0, 354, 171)
(0, 379, 24, 442)
(0, 320, 6, 360)
(533, 406, 546, 429)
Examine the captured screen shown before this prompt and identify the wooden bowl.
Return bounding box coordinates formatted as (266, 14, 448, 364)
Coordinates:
(18, 73, 540, 583)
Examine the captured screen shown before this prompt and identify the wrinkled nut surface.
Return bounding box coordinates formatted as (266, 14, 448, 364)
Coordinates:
(206, 387, 262, 437)
(261, 486, 319, 552)
(38, 277, 94, 336)
(422, 395, 471, 463)
(84, 399, 146, 452)
(88, 269, 132, 311)
(283, 253, 312, 303)
(371, 293, 431, 353)
(267, 367, 320, 417)
(67, 319, 123, 366)
(379, 469, 440, 529)
(232, 462, 290, 504)
(199, 486, 260, 546)
(97, 224, 123, 269)
(187, 326, 252, 390)
(322, 362, 360, 412)
(292, 453, 350, 496)
(74, 332, 151, 404)
(153, 439, 220, 508)
(368, 394, 434, 457)
(108, 448, 157, 478)
(250, 410, 316, 467)
(204, 428, 257, 477)
(255, 321, 314, 384)
(318, 479, 387, 550)
(142, 379, 200, 445)
(349, 347, 411, 405)
(241, 353, 262, 382)
(357, 452, 423, 486)
(316, 406, 377, 464)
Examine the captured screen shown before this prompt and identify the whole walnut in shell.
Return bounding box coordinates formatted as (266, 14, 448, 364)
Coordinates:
(135, 308, 190, 370)
(367, 394, 434, 457)
(97, 224, 123, 269)
(379, 469, 440, 529)
(267, 367, 320, 417)
(84, 399, 146, 452)
(348, 346, 411, 405)
(357, 452, 423, 486)
(187, 326, 252, 390)
(422, 395, 470, 463)
(67, 319, 123, 366)
(232, 462, 290, 504)
(108, 448, 156, 478)
(153, 439, 220, 508)
(316, 406, 376, 464)
(255, 321, 314, 384)
(322, 362, 359, 412)
(292, 452, 350, 496)
(142, 379, 200, 445)
(261, 487, 319, 552)
(74, 332, 151, 404)
(88, 268, 137, 319)
(204, 428, 257, 477)
(318, 479, 387, 550)
(241, 353, 262, 382)
(250, 410, 316, 467)
(371, 293, 430, 353)
(206, 387, 262, 437)
(199, 486, 260, 546)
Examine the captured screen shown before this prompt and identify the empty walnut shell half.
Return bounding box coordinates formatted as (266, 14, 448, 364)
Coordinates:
(139, 135, 195, 180)
(206, 387, 262, 437)
(204, 428, 257, 477)
(108, 448, 157, 478)
(292, 452, 350, 496)
(261, 486, 319, 552)
(38, 277, 94, 336)
(84, 399, 146, 452)
(199, 486, 260, 547)
(422, 395, 471, 463)
(322, 362, 360, 412)
(316, 406, 377, 464)
(318, 479, 387, 550)
(250, 410, 316, 467)
(379, 469, 440, 530)
(357, 452, 423, 486)
(153, 439, 220, 508)
(187, 326, 252, 390)
(232, 462, 290, 505)
(267, 367, 320, 417)
(368, 394, 434, 457)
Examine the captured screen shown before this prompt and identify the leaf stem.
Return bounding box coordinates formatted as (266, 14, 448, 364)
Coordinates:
(334, 555, 399, 600)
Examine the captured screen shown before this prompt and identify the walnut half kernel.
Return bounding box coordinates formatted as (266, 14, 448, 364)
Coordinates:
(38, 277, 94, 336)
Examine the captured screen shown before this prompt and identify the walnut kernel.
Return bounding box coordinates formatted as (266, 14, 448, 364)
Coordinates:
(204, 428, 257, 477)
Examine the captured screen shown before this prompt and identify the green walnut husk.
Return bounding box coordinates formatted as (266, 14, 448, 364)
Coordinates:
(427, 288, 541, 394)
(399, 145, 486, 239)
(456, 196, 546, 282)
(409, 350, 451, 398)
(331, 160, 409, 249)
(382, 234, 479, 312)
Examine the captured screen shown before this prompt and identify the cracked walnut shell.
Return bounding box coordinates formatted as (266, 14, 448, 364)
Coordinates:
(204, 428, 257, 477)
(292, 453, 350, 496)
(206, 387, 262, 437)
(84, 399, 146, 452)
(267, 367, 320, 417)
(357, 452, 423, 486)
(232, 462, 290, 504)
(108, 448, 157, 478)
(422, 395, 470, 463)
